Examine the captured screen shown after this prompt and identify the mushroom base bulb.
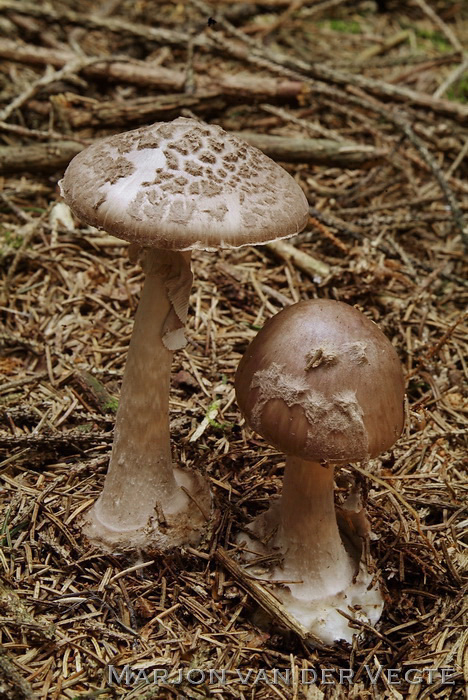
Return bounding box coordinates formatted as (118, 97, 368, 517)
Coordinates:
(280, 573, 382, 647)
(82, 467, 210, 552)
(237, 499, 383, 646)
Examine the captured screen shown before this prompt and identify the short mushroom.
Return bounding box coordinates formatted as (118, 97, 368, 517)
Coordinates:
(234, 299, 405, 644)
(59, 117, 309, 551)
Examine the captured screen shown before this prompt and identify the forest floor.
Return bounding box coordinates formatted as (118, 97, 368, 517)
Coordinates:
(0, 0, 467, 698)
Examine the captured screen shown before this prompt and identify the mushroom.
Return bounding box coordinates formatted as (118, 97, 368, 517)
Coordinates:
(234, 299, 405, 645)
(59, 117, 309, 551)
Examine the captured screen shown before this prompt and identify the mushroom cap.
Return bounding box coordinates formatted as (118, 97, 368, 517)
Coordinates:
(235, 300, 405, 462)
(59, 118, 309, 251)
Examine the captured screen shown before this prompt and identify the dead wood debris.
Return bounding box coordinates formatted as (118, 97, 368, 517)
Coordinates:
(0, 132, 386, 173)
(0, 0, 466, 698)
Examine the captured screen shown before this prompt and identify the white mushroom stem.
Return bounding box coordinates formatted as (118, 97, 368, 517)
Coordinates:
(92, 247, 192, 533)
(278, 456, 356, 599)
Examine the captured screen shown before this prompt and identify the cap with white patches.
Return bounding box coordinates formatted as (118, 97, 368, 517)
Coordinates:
(235, 299, 405, 463)
(59, 117, 309, 251)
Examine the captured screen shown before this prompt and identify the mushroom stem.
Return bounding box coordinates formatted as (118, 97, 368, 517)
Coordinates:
(279, 456, 356, 598)
(91, 247, 193, 533)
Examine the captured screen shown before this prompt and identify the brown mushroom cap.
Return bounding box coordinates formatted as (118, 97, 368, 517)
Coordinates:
(59, 117, 309, 251)
(235, 300, 405, 462)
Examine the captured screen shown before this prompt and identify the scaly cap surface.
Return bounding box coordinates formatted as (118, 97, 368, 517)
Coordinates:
(60, 117, 309, 250)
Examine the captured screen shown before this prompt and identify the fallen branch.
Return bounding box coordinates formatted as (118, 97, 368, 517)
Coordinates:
(0, 39, 306, 102)
(265, 238, 331, 279)
(0, 55, 119, 122)
(0, 0, 187, 46)
(58, 92, 225, 128)
(72, 370, 118, 415)
(0, 38, 185, 89)
(216, 547, 327, 649)
(4, 1, 466, 122)
(0, 133, 383, 174)
(413, 0, 463, 53)
(191, 0, 468, 123)
(233, 131, 387, 167)
(267, 46, 468, 122)
(433, 56, 468, 100)
(0, 432, 111, 450)
(356, 30, 410, 63)
(0, 646, 35, 700)
(199, 23, 467, 244)
(0, 141, 83, 173)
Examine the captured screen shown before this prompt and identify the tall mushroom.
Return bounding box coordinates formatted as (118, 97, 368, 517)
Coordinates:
(59, 117, 309, 551)
(235, 299, 405, 644)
